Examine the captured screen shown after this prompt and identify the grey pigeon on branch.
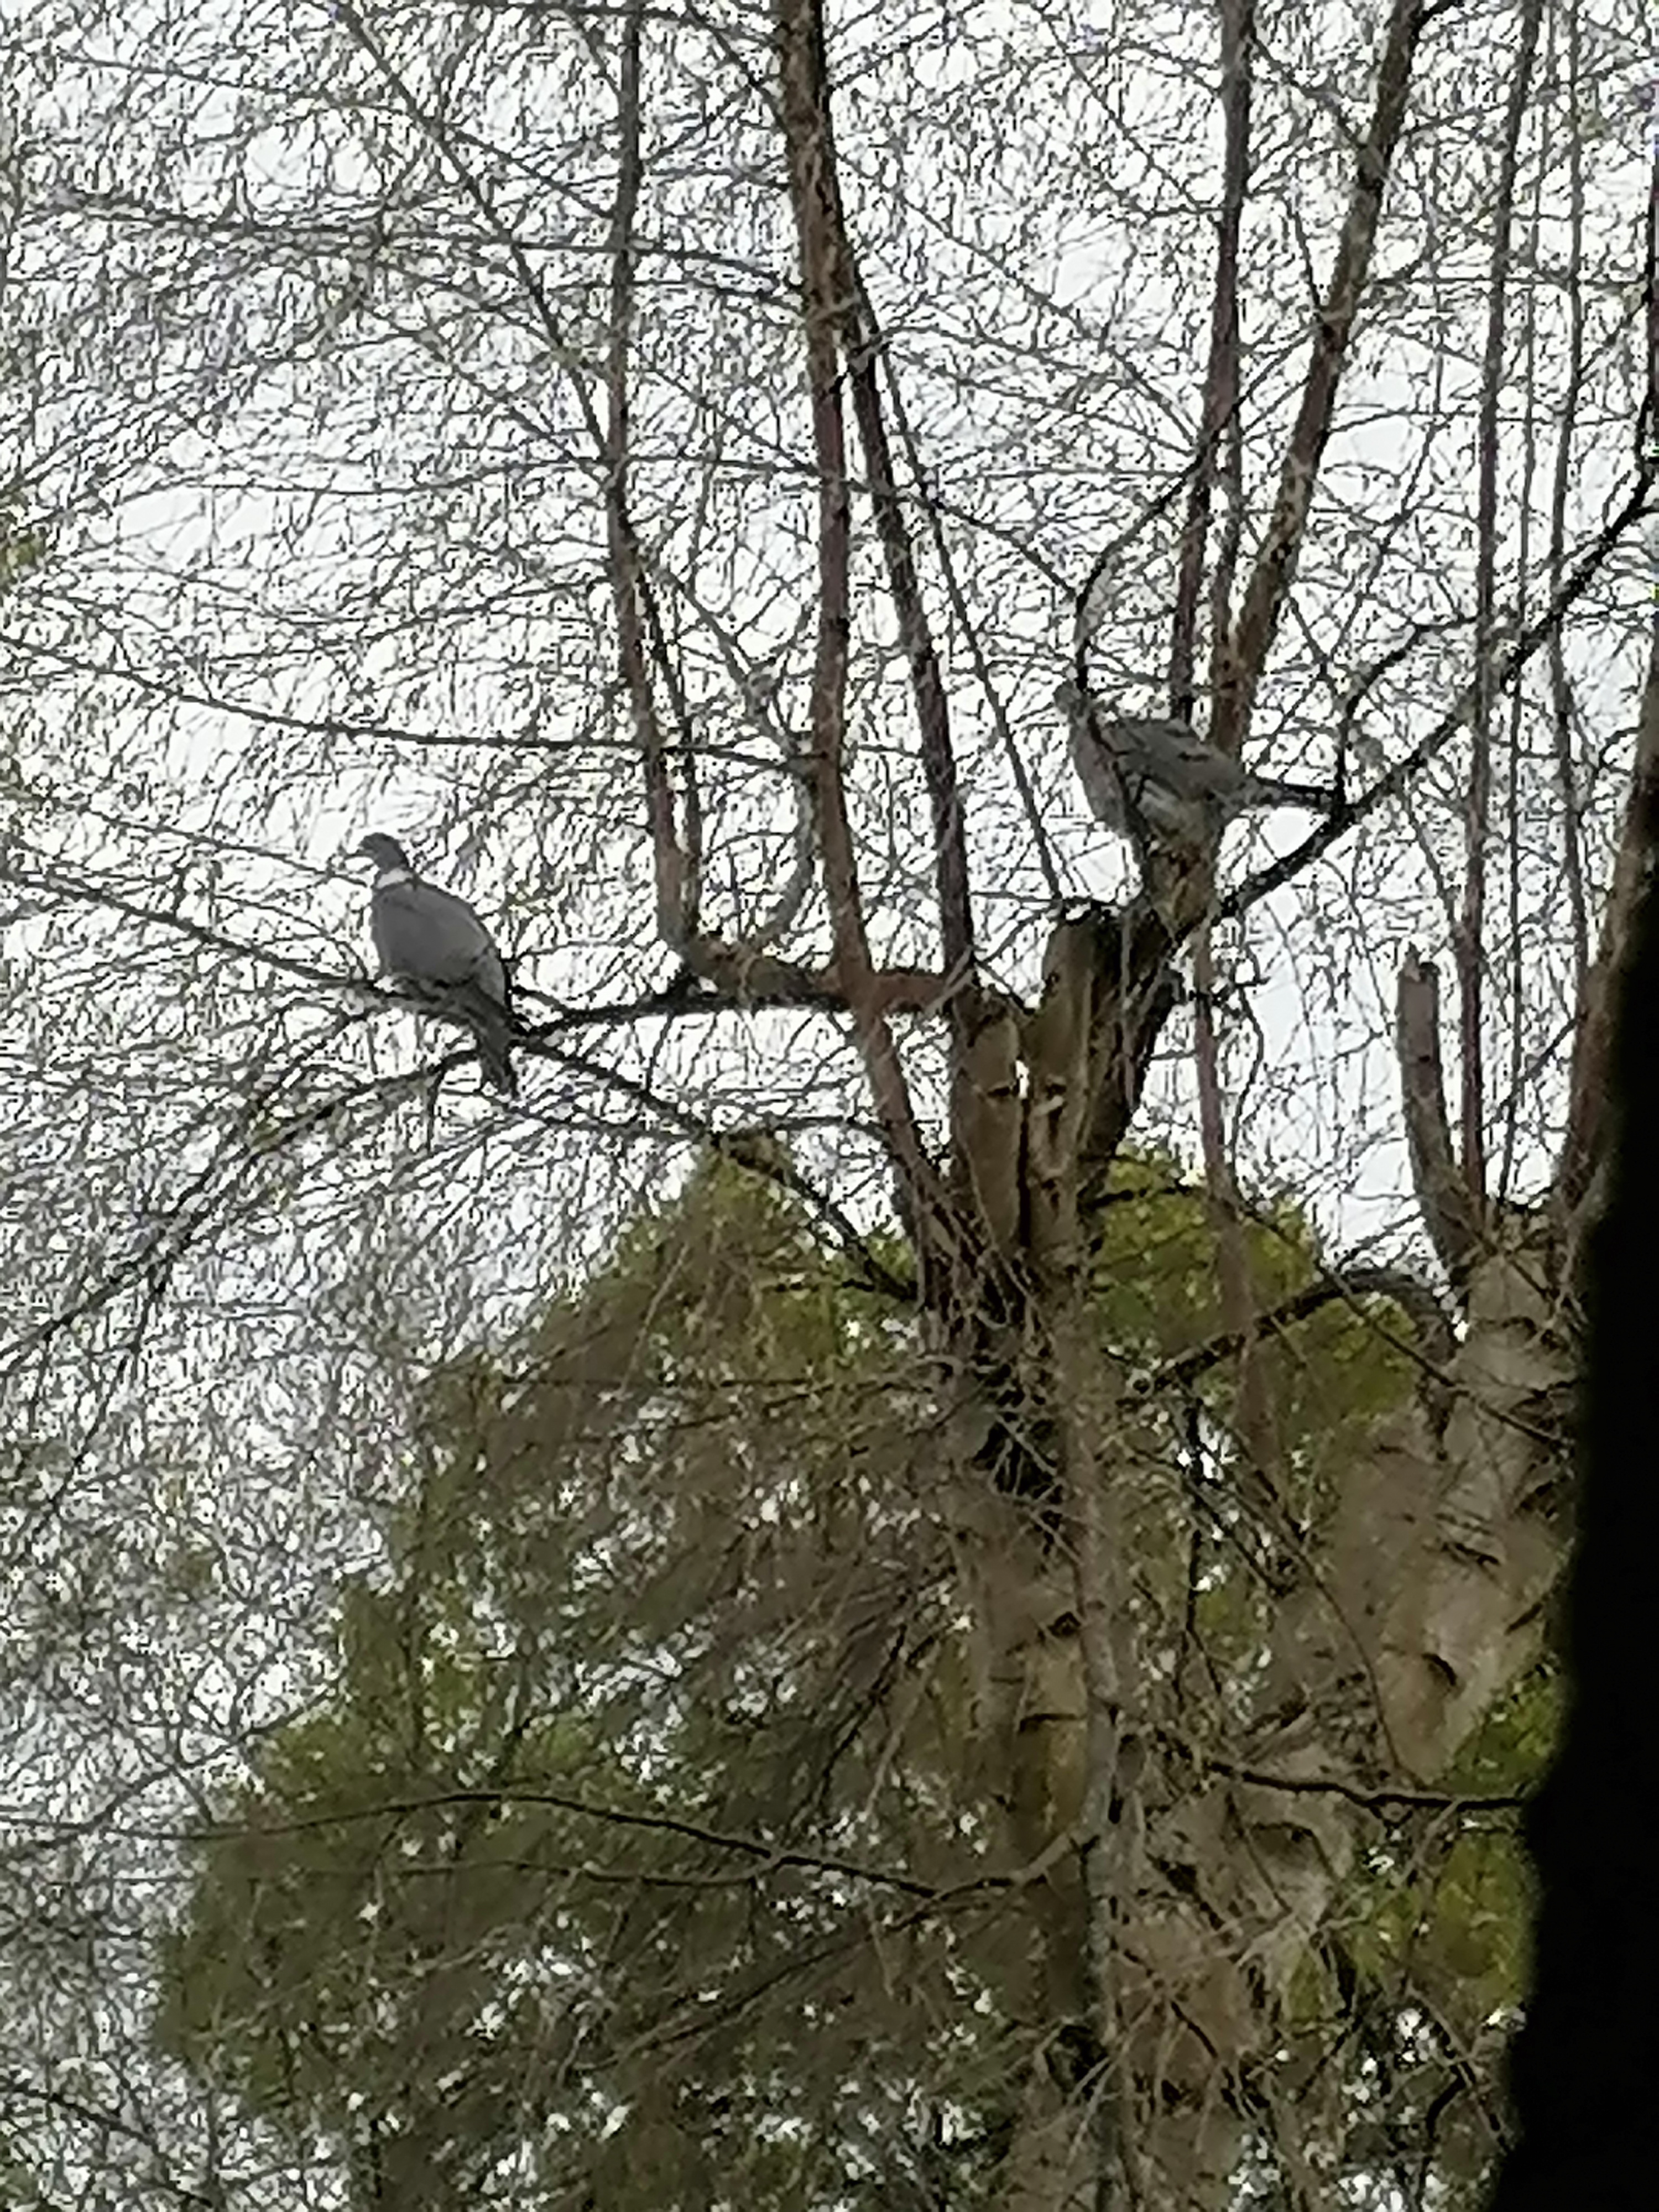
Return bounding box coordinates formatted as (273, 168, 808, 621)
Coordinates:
(1056, 679, 1334, 846)
(356, 832, 518, 1096)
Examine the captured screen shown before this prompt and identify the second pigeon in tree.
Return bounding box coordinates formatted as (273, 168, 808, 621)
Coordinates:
(357, 833, 518, 1096)
(1056, 679, 1334, 846)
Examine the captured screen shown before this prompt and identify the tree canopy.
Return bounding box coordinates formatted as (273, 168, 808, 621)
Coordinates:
(159, 1157, 1545, 2207)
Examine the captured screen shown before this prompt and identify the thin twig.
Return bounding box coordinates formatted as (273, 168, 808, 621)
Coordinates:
(1213, 470, 1656, 930)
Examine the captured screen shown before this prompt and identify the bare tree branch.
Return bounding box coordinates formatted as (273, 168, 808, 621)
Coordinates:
(1171, 0, 1254, 724)
(790, 39, 980, 998)
(773, 0, 946, 1253)
(1545, 1, 1592, 1010)
(1216, 0, 1432, 751)
(1215, 472, 1656, 926)
(1457, 0, 1543, 1213)
(1396, 949, 1485, 1286)
(1137, 1259, 1458, 1399)
(604, 0, 691, 951)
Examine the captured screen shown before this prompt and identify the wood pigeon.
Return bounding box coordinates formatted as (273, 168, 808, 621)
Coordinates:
(1056, 679, 1334, 846)
(356, 833, 518, 1096)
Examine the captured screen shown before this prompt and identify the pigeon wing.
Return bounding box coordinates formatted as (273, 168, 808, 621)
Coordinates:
(1067, 722, 1130, 832)
(372, 881, 504, 1000)
(1058, 686, 1218, 842)
(1110, 715, 1333, 816)
(1104, 718, 1251, 806)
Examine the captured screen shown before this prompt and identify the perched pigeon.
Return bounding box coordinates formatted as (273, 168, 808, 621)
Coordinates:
(1056, 679, 1334, 846)
(356, 833, 518, 1096)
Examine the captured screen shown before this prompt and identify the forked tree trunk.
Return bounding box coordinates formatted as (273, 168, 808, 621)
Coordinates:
(733, 4, 1652, 2199)
(936, 654, 1657, 2210)
(947, 997, 1575, 2212)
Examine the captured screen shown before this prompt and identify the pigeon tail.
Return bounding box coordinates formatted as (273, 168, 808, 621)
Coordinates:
(1244, 775, 1337, 815)
(391, 974, 519, 1097)
(472, 1021, 519, 1098)
(445, 980, 519, 1098)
